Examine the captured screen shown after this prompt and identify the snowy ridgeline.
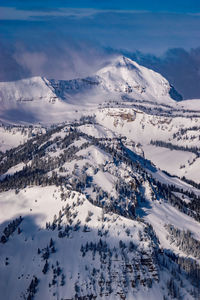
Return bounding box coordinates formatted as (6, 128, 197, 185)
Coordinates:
(0, 122, 200, 300)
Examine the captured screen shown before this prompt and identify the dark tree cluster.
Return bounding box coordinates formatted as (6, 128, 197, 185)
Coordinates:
(150, 140, 200, 156)
(152, 179, 200, 222)
(0, 216, 23, 243)
(165, 224, 200, 259)
(27, 276, 39, 300)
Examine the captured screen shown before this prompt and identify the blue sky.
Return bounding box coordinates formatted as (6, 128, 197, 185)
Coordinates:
(1, 0, 200, 13)
(0, 0, 200, 54)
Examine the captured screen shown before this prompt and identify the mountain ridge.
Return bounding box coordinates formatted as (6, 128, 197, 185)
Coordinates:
(0, 55, 186, 125)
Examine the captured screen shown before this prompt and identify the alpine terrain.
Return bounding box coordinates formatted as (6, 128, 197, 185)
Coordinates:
(0, 56, 200, 300)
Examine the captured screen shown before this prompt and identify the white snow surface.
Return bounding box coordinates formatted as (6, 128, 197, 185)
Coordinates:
(0, 186, 162, 299)
(0, 184, 196, 300)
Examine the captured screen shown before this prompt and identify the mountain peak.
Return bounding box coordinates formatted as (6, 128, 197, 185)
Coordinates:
(108, 55, 138, 68)
(97, 55, 139, 74)
(95, 55, 177, 102)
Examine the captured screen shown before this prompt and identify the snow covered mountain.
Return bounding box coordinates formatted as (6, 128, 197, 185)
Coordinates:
(50, 56, 182, 103)
(0, 56, 184, 125)
(0, 56, 200, 299)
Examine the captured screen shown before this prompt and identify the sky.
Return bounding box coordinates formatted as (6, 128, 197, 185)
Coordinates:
(0, 0, 200, 98)
(1, 0, 200, 13)
(1, 0, 200, 53)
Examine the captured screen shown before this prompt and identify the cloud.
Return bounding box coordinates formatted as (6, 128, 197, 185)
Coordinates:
(0, 43, 31, 82)
(0, 40, 115, 82)
(0, 7, 149, 21)
(14, 49, 47, 75)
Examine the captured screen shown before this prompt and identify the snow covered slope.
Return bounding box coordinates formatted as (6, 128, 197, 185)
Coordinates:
(0, 76, 90, 124)
(0, 76, 56, 105)
(0, 186, 161, 300)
